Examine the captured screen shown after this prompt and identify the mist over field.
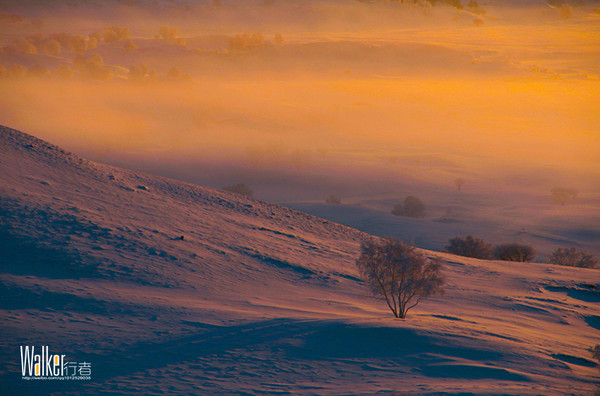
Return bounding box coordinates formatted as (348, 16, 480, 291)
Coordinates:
(0, 0, 598, 255)
(1, 0, 598, 201)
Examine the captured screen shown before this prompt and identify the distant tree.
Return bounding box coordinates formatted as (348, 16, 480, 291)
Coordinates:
(454, 177, 465, 191)
(47, 32, 70, 47)
(158, 25, 178, 40)
(549, 248, 598, 269)
(444, 235, 492, 259)
(87, 36, 99, 50)
(551, 187, 578, 206)
(103, 26, 131, 43)
(222, 183, 253, 197)
(166, 66, 190, 80)
(445, 0, 463, 9)
(228, 33, 264, 51)
(89, 31, 103, 42)
(493, 243, 536, 262)
(88, 32, 102, 49)
(15, 37, 37, 54)
(73, 53, 112, 80)
(356, 238, 445, 319)
(128, 64, 156, 81)
(69, 35, 87, 52)
(392, 196, 425, 218)
(325, 195, 341, 204)
(108, 27, 130, 43)
(42, 38, 61, 56)
(123, 39, 138, 52)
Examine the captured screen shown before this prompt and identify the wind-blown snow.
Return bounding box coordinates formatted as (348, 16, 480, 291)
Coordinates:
(0, 125, 598, 395)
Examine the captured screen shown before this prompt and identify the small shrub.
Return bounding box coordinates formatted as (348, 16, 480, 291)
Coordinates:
(493, 243, 536, 262)
(549, 248, 598, 268)
(444, 235, 492, 259)
(325, 195, 341, 204)
(356, 238, 445, 318)
(222, 183, 253, 197)
(392, 196, 425, 218)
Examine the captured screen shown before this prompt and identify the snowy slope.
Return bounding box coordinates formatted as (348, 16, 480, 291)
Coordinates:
(0, 125, 599, 395)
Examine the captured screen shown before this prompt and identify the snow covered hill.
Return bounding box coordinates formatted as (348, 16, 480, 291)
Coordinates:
(0, 125, 598, 395)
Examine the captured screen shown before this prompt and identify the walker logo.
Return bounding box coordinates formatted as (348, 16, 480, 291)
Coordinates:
(20, 346, 91, 380)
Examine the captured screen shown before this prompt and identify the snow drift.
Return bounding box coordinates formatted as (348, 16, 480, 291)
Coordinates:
(0, 125, 598, 395)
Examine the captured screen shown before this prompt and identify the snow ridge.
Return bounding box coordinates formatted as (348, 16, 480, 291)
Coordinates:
(1, 125, 599, 395)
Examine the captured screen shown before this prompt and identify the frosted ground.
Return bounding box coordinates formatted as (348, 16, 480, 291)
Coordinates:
(1, 125, 599, 395)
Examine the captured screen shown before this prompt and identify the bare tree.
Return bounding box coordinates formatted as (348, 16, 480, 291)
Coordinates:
(356, 238, 445, 318)
(454, 178, 466, 191)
